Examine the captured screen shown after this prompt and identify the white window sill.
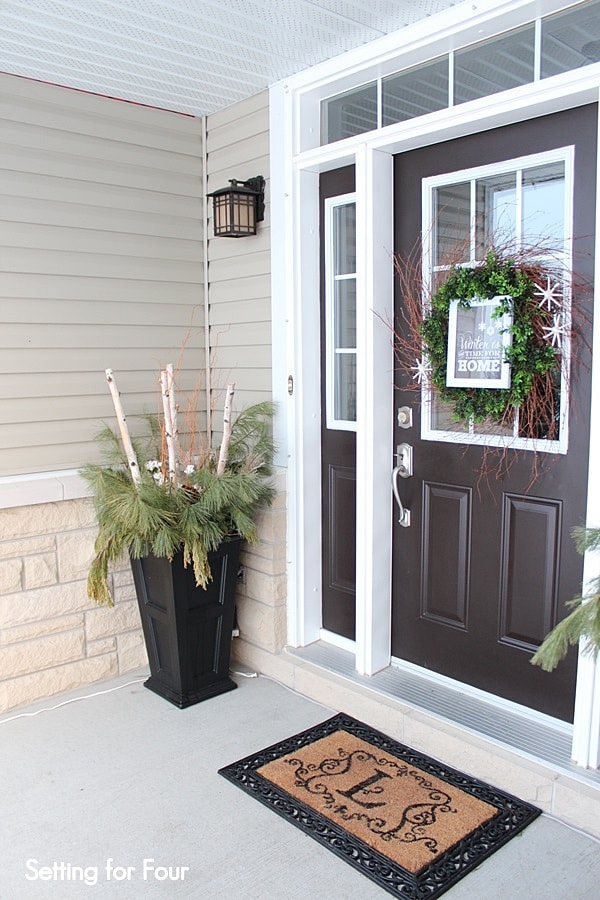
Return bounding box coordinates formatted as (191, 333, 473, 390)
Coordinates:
(0, 471, 91, 510)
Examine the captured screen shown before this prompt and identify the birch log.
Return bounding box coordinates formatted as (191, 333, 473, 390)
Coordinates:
(217, 383, 235, 475)
(160, 368, 177, 484)
(166, 363, 179, 462)
(105, 369, 141, 485)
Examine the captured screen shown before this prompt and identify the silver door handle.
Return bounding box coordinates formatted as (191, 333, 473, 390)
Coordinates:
(392, 466, 411, 527)
(395, 442, 413, 478)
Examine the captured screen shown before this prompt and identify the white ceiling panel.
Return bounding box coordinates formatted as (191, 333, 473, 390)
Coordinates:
(0, 0, 458, 115)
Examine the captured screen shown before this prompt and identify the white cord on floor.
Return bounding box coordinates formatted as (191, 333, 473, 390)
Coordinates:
(0, 677, 148, 725)
(3, 668, 326, 725)
(541, 812, 600, 844)
(230, 669, 336, 711)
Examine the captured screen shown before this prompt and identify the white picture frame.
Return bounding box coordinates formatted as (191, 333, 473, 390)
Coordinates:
(446, 296, 512, 389)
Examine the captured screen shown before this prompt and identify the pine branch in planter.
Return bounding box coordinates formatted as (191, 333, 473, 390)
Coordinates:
(83, 369, 276, 606)
(228, 401, 277, 474)
(531, 527, 600, 672)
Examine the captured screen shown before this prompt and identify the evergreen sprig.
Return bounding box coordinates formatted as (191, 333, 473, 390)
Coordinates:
(83, 403, 276, 606)
(531, 527, 600, 672)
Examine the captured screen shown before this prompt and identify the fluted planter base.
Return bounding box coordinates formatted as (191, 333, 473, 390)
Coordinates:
(130, 537, 242, 708)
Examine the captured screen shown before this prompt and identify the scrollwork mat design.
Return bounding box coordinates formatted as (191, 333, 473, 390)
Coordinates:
(219, 713, 541, 898)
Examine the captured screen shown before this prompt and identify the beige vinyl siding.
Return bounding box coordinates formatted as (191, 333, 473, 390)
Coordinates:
(206, 91, 271, 434)
(0, 73, 206, 477)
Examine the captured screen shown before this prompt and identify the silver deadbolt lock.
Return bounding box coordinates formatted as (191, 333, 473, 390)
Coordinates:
(397, 406, 412, 428)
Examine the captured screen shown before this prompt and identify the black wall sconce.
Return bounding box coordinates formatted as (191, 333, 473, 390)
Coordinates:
(208, 176, 265, 237)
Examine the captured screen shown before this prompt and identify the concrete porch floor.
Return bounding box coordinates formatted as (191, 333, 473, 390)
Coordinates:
(1, 667, 599, 899)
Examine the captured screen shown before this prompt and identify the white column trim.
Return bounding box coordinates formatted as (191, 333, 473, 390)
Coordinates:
(571, 101, 600, 767)
(289, 165, 323, 647)
(354, 146, 394, 675)
(272, 78, 324, 648)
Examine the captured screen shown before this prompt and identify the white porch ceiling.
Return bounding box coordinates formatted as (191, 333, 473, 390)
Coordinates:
(0, 0, 458, 116)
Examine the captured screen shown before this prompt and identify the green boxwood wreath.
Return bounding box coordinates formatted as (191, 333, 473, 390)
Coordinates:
(420, 251, 562, 428)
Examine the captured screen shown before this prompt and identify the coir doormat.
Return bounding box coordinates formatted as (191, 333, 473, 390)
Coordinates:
(219, 713, 541, 898)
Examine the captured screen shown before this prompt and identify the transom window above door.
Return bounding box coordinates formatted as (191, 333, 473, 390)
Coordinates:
(421, 147, 574, 454)
(320, 0, 600, 145)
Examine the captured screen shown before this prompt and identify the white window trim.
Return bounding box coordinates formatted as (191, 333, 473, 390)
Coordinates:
(324, 193, 357, 432)
(271, 0, 600, 768)
(421, 146, 574, 455)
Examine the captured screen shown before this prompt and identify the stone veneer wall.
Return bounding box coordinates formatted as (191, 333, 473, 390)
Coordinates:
(232, 470, 287, 664)
(0, 470, 286, 713)
(0, 498, 146, 712)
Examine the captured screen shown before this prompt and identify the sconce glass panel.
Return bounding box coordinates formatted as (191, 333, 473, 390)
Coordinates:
(212, 189, 257, 237)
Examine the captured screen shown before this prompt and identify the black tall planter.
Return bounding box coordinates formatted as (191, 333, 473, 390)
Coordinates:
(130, 537, 242, 708)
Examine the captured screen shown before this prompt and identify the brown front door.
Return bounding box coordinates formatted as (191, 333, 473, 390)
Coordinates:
(392, 106, 596, 722)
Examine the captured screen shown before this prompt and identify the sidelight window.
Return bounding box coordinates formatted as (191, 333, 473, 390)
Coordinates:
(325, 195, 357, 430)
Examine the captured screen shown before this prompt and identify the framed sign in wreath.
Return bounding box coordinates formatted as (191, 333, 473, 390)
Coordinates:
(446, 296, 512, 390)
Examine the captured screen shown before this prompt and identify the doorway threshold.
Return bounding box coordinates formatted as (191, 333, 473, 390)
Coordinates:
(288, 641, 600, 787)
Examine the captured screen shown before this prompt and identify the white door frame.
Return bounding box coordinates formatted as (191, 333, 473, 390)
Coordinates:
(270, 3, 600, 767)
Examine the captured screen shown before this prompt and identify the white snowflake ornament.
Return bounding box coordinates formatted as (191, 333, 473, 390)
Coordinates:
(534, 277, 563, 311)
(542, 313, 569, 349)
(411, 356, 431, 384)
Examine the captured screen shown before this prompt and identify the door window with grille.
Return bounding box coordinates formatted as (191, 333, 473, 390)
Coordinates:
(421, 148, 573, 453)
